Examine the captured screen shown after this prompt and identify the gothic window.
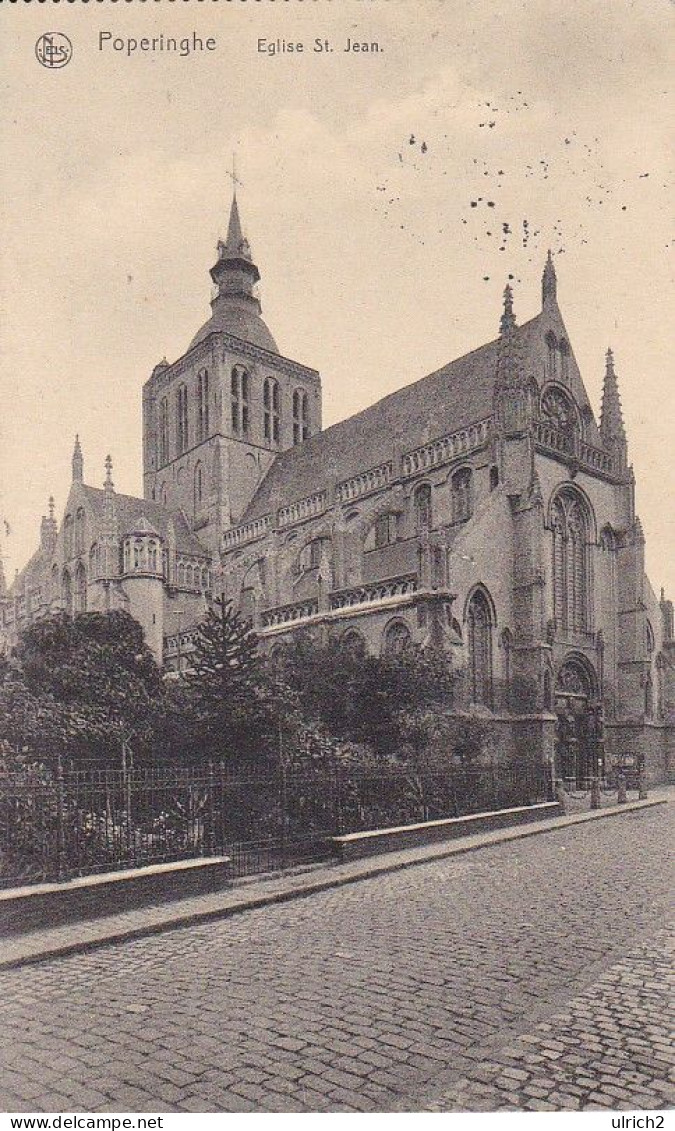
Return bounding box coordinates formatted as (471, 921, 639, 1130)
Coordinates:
(176, 384, 189, 454)
(63, 514, 74, 559)
(451, 468, 473, 523)
(201, 566, 210, 591)
(197, 370, 210, 442)
(545, 331, 558, 379)
(159, 398, 170, 465)
(263, 378, 280, 443)
(559, 339, 570, 382)
(341, 629, 366, 657)
(177, 562, 186, 586)
(541, 386, 578, 439)
(75, 507, 86, 554)
(231, 366, 250, 436)
(551, 488, 593, 635)
(148, 540, 158, 573)
(383, 620, 411, 656)
(467, 588, 493, 707)
(646, 620, 655, 657)
(297, 537, 329, 574)
(52, 563, 59, 599)
(368, 512, 401, 550)
(293, 390, 309, 445)
(133, 540, 143, 571)
(123, 542, 131, 574)
(160, 482, 168, 506)
(490, 466, 500, 491)
(62, 569, 72, 616)
(645, 672, 654, 718)
(414, 483, 432, 532)
(194, 461, 203, 517)
(74, 562, 87, 614)
(186, 564, 194, 588)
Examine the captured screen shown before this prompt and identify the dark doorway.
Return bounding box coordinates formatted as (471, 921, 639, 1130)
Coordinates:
(554, 657, 602, 789)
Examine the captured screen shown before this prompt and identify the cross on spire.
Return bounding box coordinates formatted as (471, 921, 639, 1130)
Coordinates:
(226, 153, 244, 198)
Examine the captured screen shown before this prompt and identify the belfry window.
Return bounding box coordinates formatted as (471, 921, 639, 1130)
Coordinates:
(293, 390, 309, 445)
(467, 588, 493, 707)
(551, 488, 593, 635)
(197, 370, 210, 442)
(264, 378, 280, 443)
(231, 367, 250, 436)
(451, 468, 473, 523)
(159, 398, 169, 465)
(176, 384, 189, 454)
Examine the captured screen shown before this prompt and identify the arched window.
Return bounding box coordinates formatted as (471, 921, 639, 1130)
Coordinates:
(201, 566, 210, 591)
(74, 562, 87, 614)
(489, 466, 500, 491)
(366, 512, 401, 551)
(133, 540, 144, 571)
(263, 378, 280, 443)
(551, 488, 592, 635)
(293, 390, 309, 445)
(541, 386, 579, 443)
(194, 462, 203, 517)
(383, 620, 411, 656)
(197, 369, 210, 442)
(177, 562, 186, 586)
(159, 397, 169, 465)
(645, 672, 654, 718)
(559, 339, 570, 382)
(414, 483, 432, 532)
(63, 514, 74, 559)
(341, 629, 366, 657)
(148, 540, 158, 573)
(231, 366, 250, 436)
(123, 541, 131, 574)
(75, 507, 86, 554)
(467, 588, 493, 707)
(545, 331, 557, 379)
(186, 564, 194, 588)
(452, 468, 473, 523)
(297, 537, 330, 574)
(176, 384, 189, 454)
(160, 482, 168, 506)
(51, 563, 59, 600)
(62, 569, 72, 616)
(89, 544, 97, 578)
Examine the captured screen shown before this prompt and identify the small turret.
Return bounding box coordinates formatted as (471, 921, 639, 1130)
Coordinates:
(600, 348, 628, 470)
(40, 496, 58, 555)
(72, 435, 84, 483)
(542, 250, 558, 309)
(494, 284, 531, 435)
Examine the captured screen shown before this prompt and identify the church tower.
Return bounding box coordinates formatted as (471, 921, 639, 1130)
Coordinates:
(142, 189, 321, 559)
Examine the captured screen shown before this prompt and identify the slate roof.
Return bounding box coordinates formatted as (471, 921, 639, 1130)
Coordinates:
(81, 488, 208, 557)
(243, 314, 546, 522)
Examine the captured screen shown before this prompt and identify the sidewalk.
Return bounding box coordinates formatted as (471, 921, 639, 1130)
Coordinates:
(1, 792, 669, 972)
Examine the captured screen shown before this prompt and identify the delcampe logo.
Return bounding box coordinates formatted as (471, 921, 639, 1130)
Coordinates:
(35, 33, 73, 70)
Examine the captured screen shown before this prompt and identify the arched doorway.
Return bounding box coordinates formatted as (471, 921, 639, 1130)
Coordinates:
(554, 656, 603, 788)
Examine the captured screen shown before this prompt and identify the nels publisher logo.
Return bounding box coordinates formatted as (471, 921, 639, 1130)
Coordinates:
(35, 33, 73, 70)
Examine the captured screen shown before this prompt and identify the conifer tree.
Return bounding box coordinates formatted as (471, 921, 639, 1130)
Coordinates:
(187, 597, 262, 759)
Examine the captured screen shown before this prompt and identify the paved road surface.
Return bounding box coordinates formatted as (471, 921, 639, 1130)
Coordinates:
(1, 803, 673, 1112)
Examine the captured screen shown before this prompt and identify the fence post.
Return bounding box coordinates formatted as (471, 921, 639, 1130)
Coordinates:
(55, 753, 66, 881)
(590, 777, 600, 810)
(206, 759, 216, 856)
(617, 771, 627, 805)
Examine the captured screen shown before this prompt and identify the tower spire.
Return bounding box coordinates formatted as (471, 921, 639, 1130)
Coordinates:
(600, 348, 628, 470)
(72, 435, 83, 483)
(494, 282, 531, 437)
(542, 250, 558, 309)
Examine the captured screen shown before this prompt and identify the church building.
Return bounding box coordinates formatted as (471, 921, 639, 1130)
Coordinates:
(2, 195, 674, 784)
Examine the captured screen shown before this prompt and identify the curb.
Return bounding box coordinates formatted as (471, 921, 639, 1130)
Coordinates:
(0, 796, 667, 971)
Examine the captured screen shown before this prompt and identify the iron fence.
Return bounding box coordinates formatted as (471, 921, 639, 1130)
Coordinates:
(0, 760, 550, 889)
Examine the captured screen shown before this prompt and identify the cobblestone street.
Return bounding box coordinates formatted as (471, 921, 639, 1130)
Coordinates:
(1, 802, 673, 1113)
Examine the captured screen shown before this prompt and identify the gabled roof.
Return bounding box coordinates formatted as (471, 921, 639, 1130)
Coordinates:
(243, 315, 546, 522)
(81, 488, 209, 557)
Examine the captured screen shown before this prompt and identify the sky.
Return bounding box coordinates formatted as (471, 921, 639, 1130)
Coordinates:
(0, 0, 673, 596)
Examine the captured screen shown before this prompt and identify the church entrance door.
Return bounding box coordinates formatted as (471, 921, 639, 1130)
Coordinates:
(554, 657, 602, 789)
